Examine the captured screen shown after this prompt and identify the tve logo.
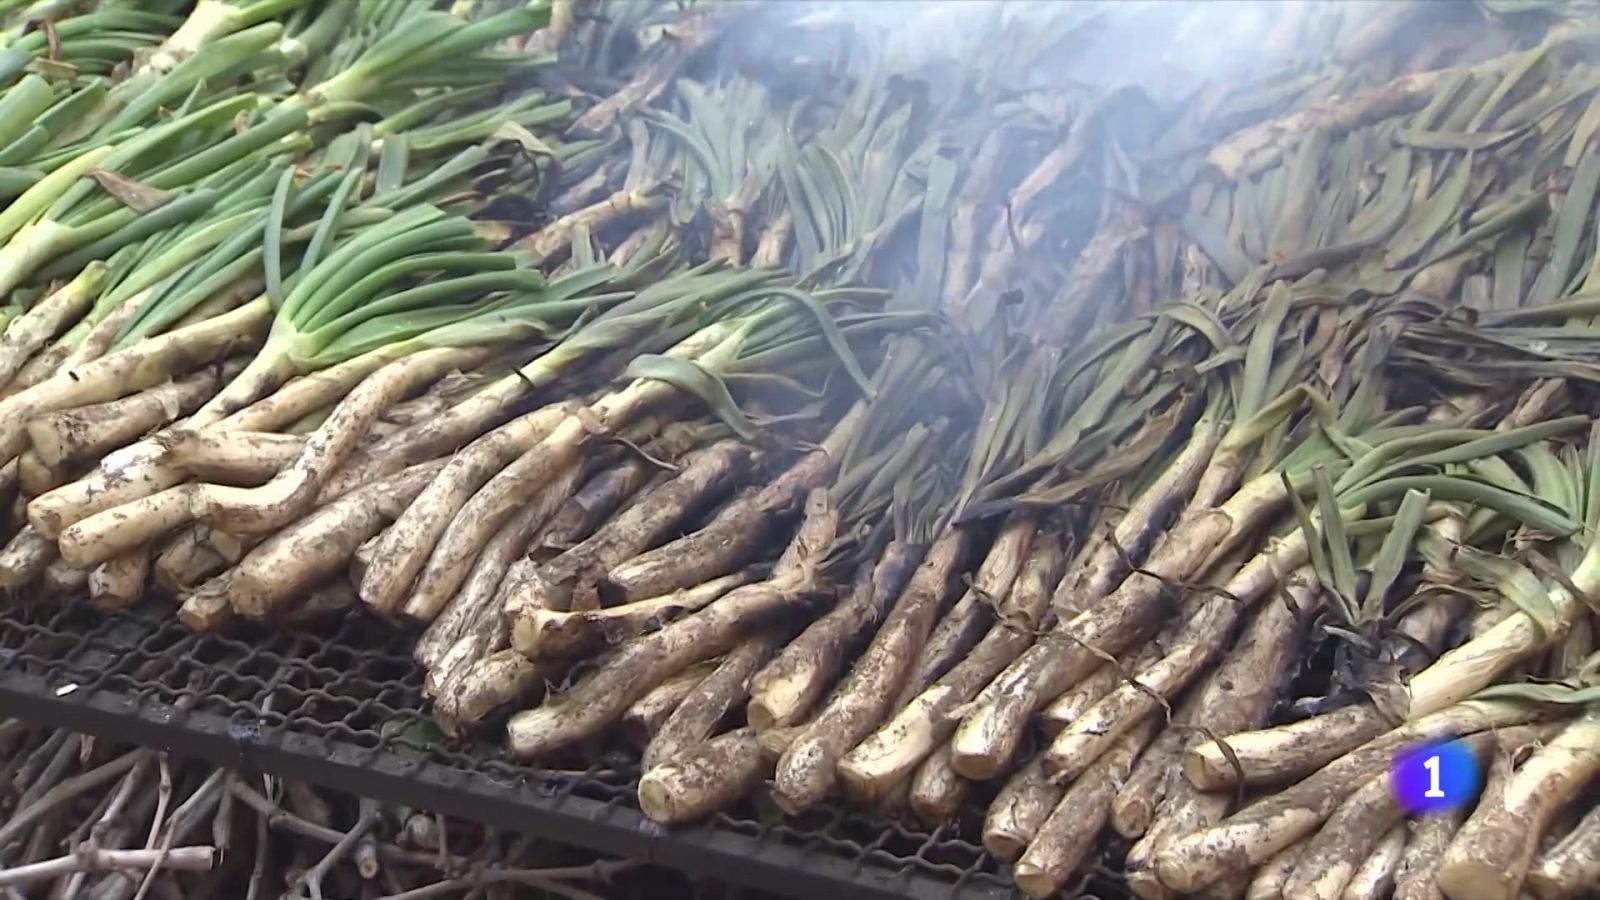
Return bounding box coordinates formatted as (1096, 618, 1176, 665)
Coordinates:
(1391, 739, 1481, 815)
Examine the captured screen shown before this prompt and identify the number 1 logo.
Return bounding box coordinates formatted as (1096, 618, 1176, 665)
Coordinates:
(1393, 740, 1479, 815)
(1423, 754, 1445, 799)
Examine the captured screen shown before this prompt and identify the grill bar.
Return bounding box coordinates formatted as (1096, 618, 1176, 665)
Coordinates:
(0, 601, 1020, 900)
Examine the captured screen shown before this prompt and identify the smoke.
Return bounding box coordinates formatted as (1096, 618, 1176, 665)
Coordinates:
(729, 0, 1464, 102)
(733, 2, 1298, 94)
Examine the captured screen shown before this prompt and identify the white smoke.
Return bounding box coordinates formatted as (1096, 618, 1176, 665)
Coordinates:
(747, 0, 1430, 100)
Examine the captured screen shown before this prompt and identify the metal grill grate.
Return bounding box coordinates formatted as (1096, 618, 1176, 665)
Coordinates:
(0, 600, 1031, 900)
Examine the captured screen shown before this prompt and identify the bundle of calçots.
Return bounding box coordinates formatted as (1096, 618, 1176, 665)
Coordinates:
(1, 2, 1599, 900)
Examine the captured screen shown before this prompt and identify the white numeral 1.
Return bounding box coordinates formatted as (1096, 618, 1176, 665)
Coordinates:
(1423, 755, 1445, 798)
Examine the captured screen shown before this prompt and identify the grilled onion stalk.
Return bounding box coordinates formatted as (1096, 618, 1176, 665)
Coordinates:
(1044, 551, 1322, 781)
(61, 289, 620, 567)
(415, 509, 548, 672)
(1343, 826, 1407, 900)
(953, 469, 1287, 779)
(979, 749, 1068, 864)
(216, 460, 447, 620)
(838, 532, 1065, 798)
(1282, 767, 1406, 900)
(1392, 809, 1465, 900)
(1156, 712, 1557, 893)
(1013, 718, 1158, 898)
(506, 564, 831, 760)
(645, 490, 838, 770)
(1186, 525, 1600, 791)
(772, 527, 973, 814)
(637, 727, 765, 826)
(1121, 568, 1318, 895)
(948, 409, 1238, 779)
(24, 367, 226, 470)
(414, 463, 586, 669)
(621, 662, 717, 748)
(1527, 801, 1600, 900)
(746, 540, 922, 731)
(897, 514, 1038, 703)
(1435, 709, 1600, 900)
(508, 438, 757, 655)
(599, 403, 866, 605)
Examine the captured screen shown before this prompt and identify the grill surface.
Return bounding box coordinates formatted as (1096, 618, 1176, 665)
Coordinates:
(0, 599, 1046, 900)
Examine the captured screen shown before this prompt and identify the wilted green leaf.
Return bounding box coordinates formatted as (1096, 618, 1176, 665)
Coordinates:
(624, 353, 758, 440)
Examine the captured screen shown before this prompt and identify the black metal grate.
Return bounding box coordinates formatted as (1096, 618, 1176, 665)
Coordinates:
(0, 600, 1027, 900)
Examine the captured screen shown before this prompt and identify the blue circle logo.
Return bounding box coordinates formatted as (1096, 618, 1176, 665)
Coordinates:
(1391, 739, 1480, 815)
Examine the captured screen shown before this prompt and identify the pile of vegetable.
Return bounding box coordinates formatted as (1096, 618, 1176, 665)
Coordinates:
(0, 1, 1598, 899)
